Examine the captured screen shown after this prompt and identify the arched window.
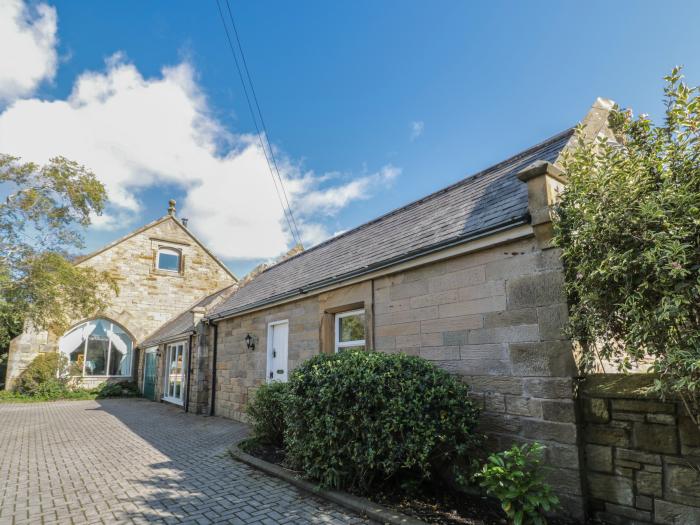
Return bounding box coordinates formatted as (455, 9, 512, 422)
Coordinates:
(58, 319, 134, 377)
(157, 247, 181, 272)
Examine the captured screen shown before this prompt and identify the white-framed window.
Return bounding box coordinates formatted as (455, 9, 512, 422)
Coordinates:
(334, 309, 366, 353)
(58, 319, 134, 377)
(157, 247, 181, 272)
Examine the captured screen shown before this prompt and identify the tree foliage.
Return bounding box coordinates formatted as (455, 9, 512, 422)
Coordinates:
(553, 68, 700, 425)
(0, 155, 116, 349)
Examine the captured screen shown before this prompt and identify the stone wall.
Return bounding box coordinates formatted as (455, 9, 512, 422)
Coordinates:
(211, 234, 584, 518)
(5, 215, 235, 389)
(373, 236, 582, 517)
(581, 375, 700, 524)
(214, 296, 321, 421)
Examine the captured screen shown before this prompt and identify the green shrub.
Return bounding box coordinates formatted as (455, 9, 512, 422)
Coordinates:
(94, 381, 139, 398)
(15, 352, 75, 397)
(246, 381, 289, 446)
(475, 443, 559, 525)
(553, 67, 700, 427)
(284, 349, 481, 492)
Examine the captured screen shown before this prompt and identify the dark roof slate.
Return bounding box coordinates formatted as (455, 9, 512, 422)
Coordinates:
(209, 128, 574, 320)
(140, 285, 236, 347)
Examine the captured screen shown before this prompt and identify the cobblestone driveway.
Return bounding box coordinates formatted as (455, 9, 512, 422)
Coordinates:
(0, 399, 368, 525)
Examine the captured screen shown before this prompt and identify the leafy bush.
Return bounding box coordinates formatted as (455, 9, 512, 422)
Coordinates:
(475, 443, 559, 525)
(94, 381, 139, 398)
(15, 352, 76, 397)
(246, 381, 289, 446)
(553, 67, 700, 428)
(284, 349, 481, 493)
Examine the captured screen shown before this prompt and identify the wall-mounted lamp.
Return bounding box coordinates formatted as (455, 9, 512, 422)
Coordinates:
(245, 333, 256, 351)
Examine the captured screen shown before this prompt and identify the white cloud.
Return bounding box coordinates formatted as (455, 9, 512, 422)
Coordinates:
(0, 0, 58, 102)
(410, 120, 424, 141)
(0, 54, 398, 260)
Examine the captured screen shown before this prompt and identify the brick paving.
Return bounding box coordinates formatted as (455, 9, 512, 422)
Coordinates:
(0, 399, 369, 525)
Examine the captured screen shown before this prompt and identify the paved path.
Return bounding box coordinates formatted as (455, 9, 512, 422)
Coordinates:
(0, 399, 369, 525)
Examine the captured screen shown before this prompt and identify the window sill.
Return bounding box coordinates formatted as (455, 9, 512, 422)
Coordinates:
(162, 397, 184, 406)
(150, 269, 184, 278)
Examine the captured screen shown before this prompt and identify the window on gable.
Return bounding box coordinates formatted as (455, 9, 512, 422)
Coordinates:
(157, 247, 181, 272)
(334, 309, 365, 353)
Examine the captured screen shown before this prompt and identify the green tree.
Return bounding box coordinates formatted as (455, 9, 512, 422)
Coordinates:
(0, 155, 117, 354)
(553, 67, 700, 428)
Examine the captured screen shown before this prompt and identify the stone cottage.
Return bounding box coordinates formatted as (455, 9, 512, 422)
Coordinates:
(134, 99, 616, 520)
(8, 98, 665, 521)
(4, 202, 237, 391)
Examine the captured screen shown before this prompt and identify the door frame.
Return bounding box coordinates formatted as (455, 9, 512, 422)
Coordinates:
(266, 320, 289, 383)
(142, 347, 158, 401)
(162, 340, 188, 405)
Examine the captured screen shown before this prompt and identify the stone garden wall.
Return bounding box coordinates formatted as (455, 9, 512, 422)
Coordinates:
(581, 375, 700, 524)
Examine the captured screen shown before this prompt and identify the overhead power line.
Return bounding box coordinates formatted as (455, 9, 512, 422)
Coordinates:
(215, 0, 303, 247)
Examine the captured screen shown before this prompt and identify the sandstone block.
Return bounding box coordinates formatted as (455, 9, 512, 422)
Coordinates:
(457, 280, 506, 302)
(586, 444, 613, 473)
(505, 395, 542, 417)
(541, 399, 576, 423)
(545, 443, 580, 469)
(635, 494, 653, 511)
(419, 346, 460, 361)
(438, 296, 506, 318)
(585, 425, 629, 447)
(375, 321, 420, 337)
(389, 279, 429, 300)
(521, 419, 577, 444)
(587, 472, 634, 506)
(483, 308, 537, 328)
(420, 315, 482, 334)
(506, 271, 566, 309)
(612, 399, 675, 414)
(509, 341, 576, 377)
(615, 448, 661, 466)
(632, 422, 678, 454)
(665, 463, 700, 507)
(428, 266, 485, 293)
(438, 358, 511, 376)
(484, 249, 561, 281)
(459, 343, 508, 360)
(375, 306, 438, 326)
(584, 398, 610, 423)
(524, 377, 573, 399)
(537, 303, 569, 340)
(603, 503, 652, 522)
(463, 375, 524, 395)
(442, 330, 467, 346)
(655, 499, 700, 525)
(637, 470, 663, 497)
(468, 324, 539, 345)
(485, 392, 506, 413)
(647, 413, 675, 425)
(409, 290, 458, 309)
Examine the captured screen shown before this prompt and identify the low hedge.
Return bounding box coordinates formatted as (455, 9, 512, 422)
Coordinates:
(246, 381, 289, 446)
(283, 350, 481, 493)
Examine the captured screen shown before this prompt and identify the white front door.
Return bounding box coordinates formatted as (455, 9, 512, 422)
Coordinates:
(163, 341, 187, 405)
(267, 321, 288, 382)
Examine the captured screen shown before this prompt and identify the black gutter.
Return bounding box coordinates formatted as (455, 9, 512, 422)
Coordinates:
(184, 333, 194, 413)
(209, 322, 218, 417)
(206, 215, 529, 322)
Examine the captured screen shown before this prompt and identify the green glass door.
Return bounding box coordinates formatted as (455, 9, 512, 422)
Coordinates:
(143, 350, 157, 401)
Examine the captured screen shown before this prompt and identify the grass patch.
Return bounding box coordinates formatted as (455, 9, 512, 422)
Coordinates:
(0, 380, 140, 403)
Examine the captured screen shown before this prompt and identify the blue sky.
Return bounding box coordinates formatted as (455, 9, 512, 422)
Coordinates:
(1, 1, 699, 277)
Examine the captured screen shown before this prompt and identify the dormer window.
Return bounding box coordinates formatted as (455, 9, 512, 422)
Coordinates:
(157, 247, 181, 272)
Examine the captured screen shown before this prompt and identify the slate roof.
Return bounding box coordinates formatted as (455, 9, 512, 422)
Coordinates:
(208, 128, 574, 321)
(140, 285, 237, 347)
